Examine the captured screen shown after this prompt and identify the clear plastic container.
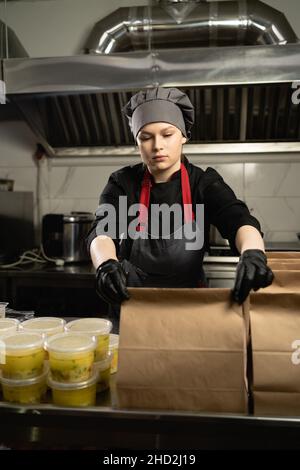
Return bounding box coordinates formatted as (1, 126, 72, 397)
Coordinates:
(20, 317, 66, 337)
(45, 332, 96, 383)
(0, 366, 48, 404)
(94, 352, 112, 393)
(1, 332, 45, 379)
(109, 334, 119, 374)
(66, 318, 112, 361)
(0, 318, 19, 338)
(0, 302, 8, 318)
(47, 368, 98, 407)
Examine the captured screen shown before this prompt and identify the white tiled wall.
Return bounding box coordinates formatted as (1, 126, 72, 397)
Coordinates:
(1, 121, 300, 243)
(244, 163, 300, 241)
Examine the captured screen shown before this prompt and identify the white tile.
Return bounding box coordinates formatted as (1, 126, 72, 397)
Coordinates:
(246, 197, 300, 232)
(264, 232, 299, 242)
(277, 164, 300, 197)
(39, 198, 51, 219)
(47, 198, 99, 215)
(38, 158, 50, 198)
(48, 165, 114, 199)
(199, 163, 244, 199)
(245, 163, 292, 197)
(0, 122, 37, 167)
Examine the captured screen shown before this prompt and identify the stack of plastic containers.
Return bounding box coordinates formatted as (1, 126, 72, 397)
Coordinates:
(0, 332, 47, 404)
(45, 332, 98, 406)
(0, 316, 66, 405)
(0, 316, 119, 407)
(65, 318, 113, 393)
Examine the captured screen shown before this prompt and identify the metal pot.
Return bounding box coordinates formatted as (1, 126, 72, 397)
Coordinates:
(63, 212, 94, 262)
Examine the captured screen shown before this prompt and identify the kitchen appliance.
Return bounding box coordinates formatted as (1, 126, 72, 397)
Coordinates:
(42, 212, 94, 263)
(0, 191, 35, 264)
(0, 179, 14, 191)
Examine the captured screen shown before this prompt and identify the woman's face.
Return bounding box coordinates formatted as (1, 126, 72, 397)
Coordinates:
(136, 122, 186, 179)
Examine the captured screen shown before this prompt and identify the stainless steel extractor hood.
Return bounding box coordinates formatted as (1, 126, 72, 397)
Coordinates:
(2, 0, 300, 158)
(0, 19, 28, 60)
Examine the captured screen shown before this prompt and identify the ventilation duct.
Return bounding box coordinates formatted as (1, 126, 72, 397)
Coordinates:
(85, 0, 298, 53)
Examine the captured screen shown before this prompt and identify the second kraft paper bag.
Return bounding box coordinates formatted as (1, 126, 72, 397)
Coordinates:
(263, 270, 300, 293)
(116, 288, 248, 413)
(250, 291, 300, 416)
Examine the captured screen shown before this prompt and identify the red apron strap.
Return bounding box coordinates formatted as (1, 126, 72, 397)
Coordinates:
(138, 162, 194, 231)
(181, 163, 195, 223)
(137, 170, 152, 232)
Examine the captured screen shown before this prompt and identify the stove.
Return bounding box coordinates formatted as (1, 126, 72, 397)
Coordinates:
(207, 246, 235, 257)
(203, 247, 238, 288)
(203, 242, 300, 288)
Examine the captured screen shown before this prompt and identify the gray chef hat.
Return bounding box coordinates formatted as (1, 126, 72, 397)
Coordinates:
(122, 87, 194, 140)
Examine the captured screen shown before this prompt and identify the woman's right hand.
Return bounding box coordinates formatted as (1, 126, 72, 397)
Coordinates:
(95, 259, 130, 305)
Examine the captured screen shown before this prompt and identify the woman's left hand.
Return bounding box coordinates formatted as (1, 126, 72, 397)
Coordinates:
(232, 249, 274, 304)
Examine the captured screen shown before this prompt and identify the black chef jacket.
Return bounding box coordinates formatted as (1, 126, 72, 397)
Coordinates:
(86, 156, 262, 258)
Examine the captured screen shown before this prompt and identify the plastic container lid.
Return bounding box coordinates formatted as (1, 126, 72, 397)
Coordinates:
(109, 334, 119, 349)
(20, 317, 65, 335)
(0, 302, 8, 318)
(45, 332, 96, 355)
(2, 332, 44, 352)
(0, 318, 19, 337)
(66, 318, 112, 336)
(47, 367, 98, 390)
(0, 364, 48, 387)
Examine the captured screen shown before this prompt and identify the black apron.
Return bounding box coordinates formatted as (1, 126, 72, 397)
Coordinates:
(108, 163, 206, 332)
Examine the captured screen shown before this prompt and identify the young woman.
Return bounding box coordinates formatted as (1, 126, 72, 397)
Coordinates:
(87, 87, 273, 312)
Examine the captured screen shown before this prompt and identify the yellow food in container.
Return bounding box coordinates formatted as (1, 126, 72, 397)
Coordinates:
(0, 366, 48, 404)
(0, 318, 19, 338)
(109, 334, 119, 374)
(20, 317, 66, 360)
(94, 352, 112, 393)
(45, 332, 96, 383)
(2, 332, 45, 379)
(47, 368, 98, 407)
(66, 318, 112, 361)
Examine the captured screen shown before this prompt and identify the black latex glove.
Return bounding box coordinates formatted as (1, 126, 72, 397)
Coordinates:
(232, 249, 274, 304)
(95, 259, 130, 305)
(120, 259, 148, 287)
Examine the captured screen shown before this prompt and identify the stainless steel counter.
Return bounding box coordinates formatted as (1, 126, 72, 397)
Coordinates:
(1, 378, 300, 450)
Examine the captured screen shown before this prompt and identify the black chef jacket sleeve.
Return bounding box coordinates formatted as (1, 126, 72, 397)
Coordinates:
(85, 174, 124, 257)
(201, 167, 263, 255)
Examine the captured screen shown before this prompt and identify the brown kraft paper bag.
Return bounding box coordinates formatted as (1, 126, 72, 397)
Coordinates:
(266, 252, 300, 259)
(250, 291, 300, 416)
(267, 261, 300, 271)
(264, 270, 300, 293)
(116, 288, 249, 413)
